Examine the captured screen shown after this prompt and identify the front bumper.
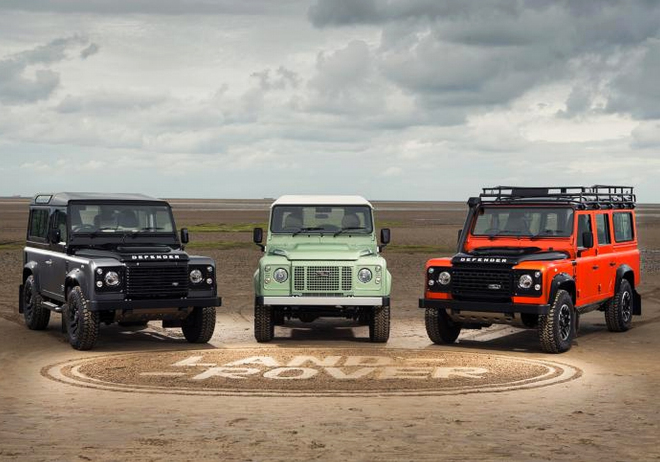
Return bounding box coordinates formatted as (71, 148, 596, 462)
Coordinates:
(419, 298, 549, 315)
(88, 296, 221, 312)
(259, 296, 389, 307)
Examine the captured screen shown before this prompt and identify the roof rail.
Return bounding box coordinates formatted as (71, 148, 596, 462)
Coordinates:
(479, 185, 636, 209)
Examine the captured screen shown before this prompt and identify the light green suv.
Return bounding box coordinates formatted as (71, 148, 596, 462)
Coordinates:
(252, 195, 392, 343)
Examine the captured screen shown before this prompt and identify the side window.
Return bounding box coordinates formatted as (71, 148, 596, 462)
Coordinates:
(52, 210, 68, 243)
(613, 212, 634, 242)
(576, 214, 592, 247)
(29, 209, 49, 240)
(595, 214, 611, 245)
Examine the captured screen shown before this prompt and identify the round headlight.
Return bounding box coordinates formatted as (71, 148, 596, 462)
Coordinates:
(518, 274, 533, 289)
(104, 271, 120, 287)
(273, 268, 288, 283)
(358, 268, 373, 283)
(190, 269, 203, 284)
(438, 271, 451, 285)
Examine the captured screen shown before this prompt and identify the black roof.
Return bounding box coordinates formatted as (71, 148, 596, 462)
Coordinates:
(477, 185, 636, 210)
(31, 192, 168, 207)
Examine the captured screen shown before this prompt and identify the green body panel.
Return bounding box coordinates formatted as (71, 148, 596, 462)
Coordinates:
(254, 217, 391, 302)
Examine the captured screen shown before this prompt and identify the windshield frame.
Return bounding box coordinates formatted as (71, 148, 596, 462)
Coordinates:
(471, 205, 575, 239)
(269, 205, 374, 235)
(68, 200, 178, 239)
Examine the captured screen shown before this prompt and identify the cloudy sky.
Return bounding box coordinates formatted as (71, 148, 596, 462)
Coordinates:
(1, 0, 659, 201)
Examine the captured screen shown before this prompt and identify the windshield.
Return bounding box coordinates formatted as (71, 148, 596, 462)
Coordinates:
(270, 205, 373, 234)
(473, 207, 574, 238)
(70, 203, 175, 235)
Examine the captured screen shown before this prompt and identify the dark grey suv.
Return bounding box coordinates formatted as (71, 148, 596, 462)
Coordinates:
(19, 192, 221, 350)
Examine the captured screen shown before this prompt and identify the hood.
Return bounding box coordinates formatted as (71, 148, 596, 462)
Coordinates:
(75, 246, 189, 262)
(270, 243, 373, 261)
(453, 246, 569, 267)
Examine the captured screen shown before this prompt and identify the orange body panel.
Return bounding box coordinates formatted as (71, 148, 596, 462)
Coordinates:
(424, 208, 640, 309)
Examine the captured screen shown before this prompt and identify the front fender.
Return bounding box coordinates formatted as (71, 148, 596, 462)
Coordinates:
(65, 268, 90, 301)
(253, 268, 260, 294)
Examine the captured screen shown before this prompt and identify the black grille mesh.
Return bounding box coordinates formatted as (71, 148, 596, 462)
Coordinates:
(451, 268, 512, 298)
(126, 264, 188, 299)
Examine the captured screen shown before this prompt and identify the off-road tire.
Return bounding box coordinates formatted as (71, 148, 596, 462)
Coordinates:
(425, 307, 461, 344)
(181, 307, 216, 343)
(538, 289, 574, 353)
(605, 279, 633, 332)
(23, 275, 50, 330)
(369, 305, 390, 343)
(254, 303, 274, 342)
(65, 286, 100, 350)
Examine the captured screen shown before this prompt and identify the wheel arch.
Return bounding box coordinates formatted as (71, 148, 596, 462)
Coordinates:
(615, 265, 640, 316)
(64, 270, 88, 301)
(549, 273, 576, 306)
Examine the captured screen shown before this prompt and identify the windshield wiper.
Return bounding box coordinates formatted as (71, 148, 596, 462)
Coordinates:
(292, 227, 324, 236)
(140, 227, 164, 231)
(333, 227, 367, 237)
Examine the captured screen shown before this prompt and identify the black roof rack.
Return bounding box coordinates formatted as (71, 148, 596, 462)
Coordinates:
(479, 185, 636, 209)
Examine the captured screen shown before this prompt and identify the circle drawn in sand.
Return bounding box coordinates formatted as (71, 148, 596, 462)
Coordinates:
(44, 348, 581, 397)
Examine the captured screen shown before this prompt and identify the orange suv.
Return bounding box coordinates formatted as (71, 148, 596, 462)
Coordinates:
(419, 186, 641, 353)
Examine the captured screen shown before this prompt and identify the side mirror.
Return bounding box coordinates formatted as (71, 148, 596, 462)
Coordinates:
(180, 228, 189, 244)
(49, 229, 61, 244)
(253, 227, 265, 252)
(379, 228, 391, 251)
(582, 231, 594, 249)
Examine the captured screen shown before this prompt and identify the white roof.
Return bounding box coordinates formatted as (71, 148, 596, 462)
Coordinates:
(271, 195, 373, 208)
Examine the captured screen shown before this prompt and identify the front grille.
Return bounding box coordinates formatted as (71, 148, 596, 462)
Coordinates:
(294, 267, 305, 291)
(342, 267, 352, 291)
(126, 264, 189, 299)
(293, 265, 353, 292)
(451, 268, 512, 299)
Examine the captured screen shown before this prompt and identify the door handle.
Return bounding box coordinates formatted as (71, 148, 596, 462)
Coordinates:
(592, 265, 599, 270)
(609, 262, 616, 267)
(45, 260, 53, 265)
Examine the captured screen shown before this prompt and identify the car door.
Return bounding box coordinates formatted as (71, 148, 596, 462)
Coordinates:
(594, 212, 615, 300)
(574, 212, 599, 307)
(42, 208, 68, 302)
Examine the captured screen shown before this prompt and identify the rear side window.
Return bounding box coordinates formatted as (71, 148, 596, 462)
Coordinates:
(29, 209, 49, 240)
(595, 214, 611, 245)
(613, 212, 634, 242)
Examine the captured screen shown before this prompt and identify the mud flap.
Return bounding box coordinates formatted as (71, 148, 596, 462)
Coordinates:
(18, 285, 24, 314)
(633, 290, 642, 316)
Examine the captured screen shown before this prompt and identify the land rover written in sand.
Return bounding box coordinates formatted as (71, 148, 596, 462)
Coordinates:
(20, 193, 221, 350)
(252, 195, 392, 343)
(419, 186, 641, 353)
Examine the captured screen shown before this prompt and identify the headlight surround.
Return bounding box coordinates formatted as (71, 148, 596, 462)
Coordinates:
(273, 268, 288, 283)
(190, 269, 203, 284)
(104, 271, 120, 287)
(438, 271, 451, 286)
(358, 268, 373, 283)
(518, 274, 533, 289)
(94, 267, 123, 291)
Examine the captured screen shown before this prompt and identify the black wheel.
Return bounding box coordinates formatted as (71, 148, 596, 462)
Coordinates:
(425, 308, 461, 344)
(254, 303, 274, 342)
(605, 279, 633, 332)
(538, 289, 574, 353)
(23, 275, 50, 330)
(181, 307, 216, 343)
(65, 286, 100, 350)
(369, 305, 390, 343)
